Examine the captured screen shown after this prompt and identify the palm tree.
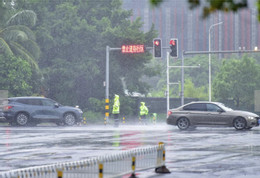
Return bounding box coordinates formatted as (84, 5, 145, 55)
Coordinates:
(0, 9, 40, 69)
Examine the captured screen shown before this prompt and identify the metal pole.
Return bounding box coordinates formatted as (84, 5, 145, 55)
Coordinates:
(209, 21, 223, 102)
(166, 52, 170, 115)
(184, 49, 260, 55)
(106, 46, 109, 120)
(181, 51, 184, 105)
(104, 46, 124, 123)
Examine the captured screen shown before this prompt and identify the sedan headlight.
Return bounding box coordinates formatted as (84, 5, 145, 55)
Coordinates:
(247, 116, 255, 120)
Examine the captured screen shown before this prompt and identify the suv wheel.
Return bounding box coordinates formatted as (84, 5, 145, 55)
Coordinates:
(64, 113, 76, 126)
(233, 117, 246, 130)
(177, 117, 190, 130)
(16, 113, 29, 126)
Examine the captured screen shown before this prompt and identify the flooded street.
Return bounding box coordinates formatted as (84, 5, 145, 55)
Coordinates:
(1, 123, 260, 177)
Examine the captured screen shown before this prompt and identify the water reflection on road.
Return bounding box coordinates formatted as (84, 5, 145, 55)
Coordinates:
(0, 124, 260, 177)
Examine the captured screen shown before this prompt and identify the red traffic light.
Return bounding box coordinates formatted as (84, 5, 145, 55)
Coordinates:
(169, 40, 176, 46)
(170, 38, 178, 58)
(154, 40, 160, 46)
(153, 38, 162, 58)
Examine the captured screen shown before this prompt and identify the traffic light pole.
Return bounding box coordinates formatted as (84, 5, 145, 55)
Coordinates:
(167, 51, 200, 114)
(166, 52, 170, 113)
(181, 52, 184, 106)
(166, 52, 180, 114)
(105, 46, 121, 124)
(105, 46, 152, 123)
(105, 46, 109, 103)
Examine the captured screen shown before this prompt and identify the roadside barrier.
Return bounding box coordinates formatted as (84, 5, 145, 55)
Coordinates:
(82, 117, 87, 125)
(152, 113, 157, 124)
(0, 142, 170, 178)
(104, 99, 109, 125)
(138, 113, 157, 125)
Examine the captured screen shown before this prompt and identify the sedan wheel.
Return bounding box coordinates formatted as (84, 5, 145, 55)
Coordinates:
(64, 113, 76, 126)
(177, 117, 190, 130)
(16, 113, 29, 126)
(233, 117, 246, 130)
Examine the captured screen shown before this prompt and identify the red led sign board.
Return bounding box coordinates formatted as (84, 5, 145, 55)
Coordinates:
(121, 45, 145, 54)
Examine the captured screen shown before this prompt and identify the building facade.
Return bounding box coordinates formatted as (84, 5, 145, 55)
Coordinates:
(122, 0, 260, 58)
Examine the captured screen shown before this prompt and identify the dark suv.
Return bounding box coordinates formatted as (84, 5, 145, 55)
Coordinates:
(3, 96, 83, 126)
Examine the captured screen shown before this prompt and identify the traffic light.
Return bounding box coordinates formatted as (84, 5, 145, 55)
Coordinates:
(153, 38, 162, 58)
(170, 38, 178, 58)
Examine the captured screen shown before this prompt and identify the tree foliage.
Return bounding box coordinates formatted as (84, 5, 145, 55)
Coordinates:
(0, 0, 42, 96)
(0, 54, 33, 96)
(184, 78, 208, 100)
(213, 55, 260, 110)
(20, 0, 158, 110)
(0, 7, 40, 69)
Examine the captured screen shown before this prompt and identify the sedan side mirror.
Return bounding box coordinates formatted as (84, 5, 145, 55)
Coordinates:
(217, 109, 223, 113)
(54, 103, 59, 108)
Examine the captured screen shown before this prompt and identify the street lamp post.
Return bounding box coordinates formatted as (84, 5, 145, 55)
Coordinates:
(209, 21, 223, 102)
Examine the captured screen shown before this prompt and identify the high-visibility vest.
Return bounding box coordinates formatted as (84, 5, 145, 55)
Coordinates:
(112, 95, 120, 114)
(140, 102, 148, 116)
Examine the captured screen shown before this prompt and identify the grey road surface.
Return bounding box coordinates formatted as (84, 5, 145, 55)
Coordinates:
(0, 123, 260, 178)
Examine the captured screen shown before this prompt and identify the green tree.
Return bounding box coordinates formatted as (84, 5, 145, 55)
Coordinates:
(24, 0, 158, 110)
(184, 78, 208, 100)
(0, 0, 42, 95)
(0, 54, 33, 96)
(213, 55, 260, 110)
(0, 1, 8, 25)
(0, 8, 40, 69)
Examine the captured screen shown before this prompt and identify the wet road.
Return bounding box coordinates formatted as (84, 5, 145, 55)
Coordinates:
(0, 123, 260, 177)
